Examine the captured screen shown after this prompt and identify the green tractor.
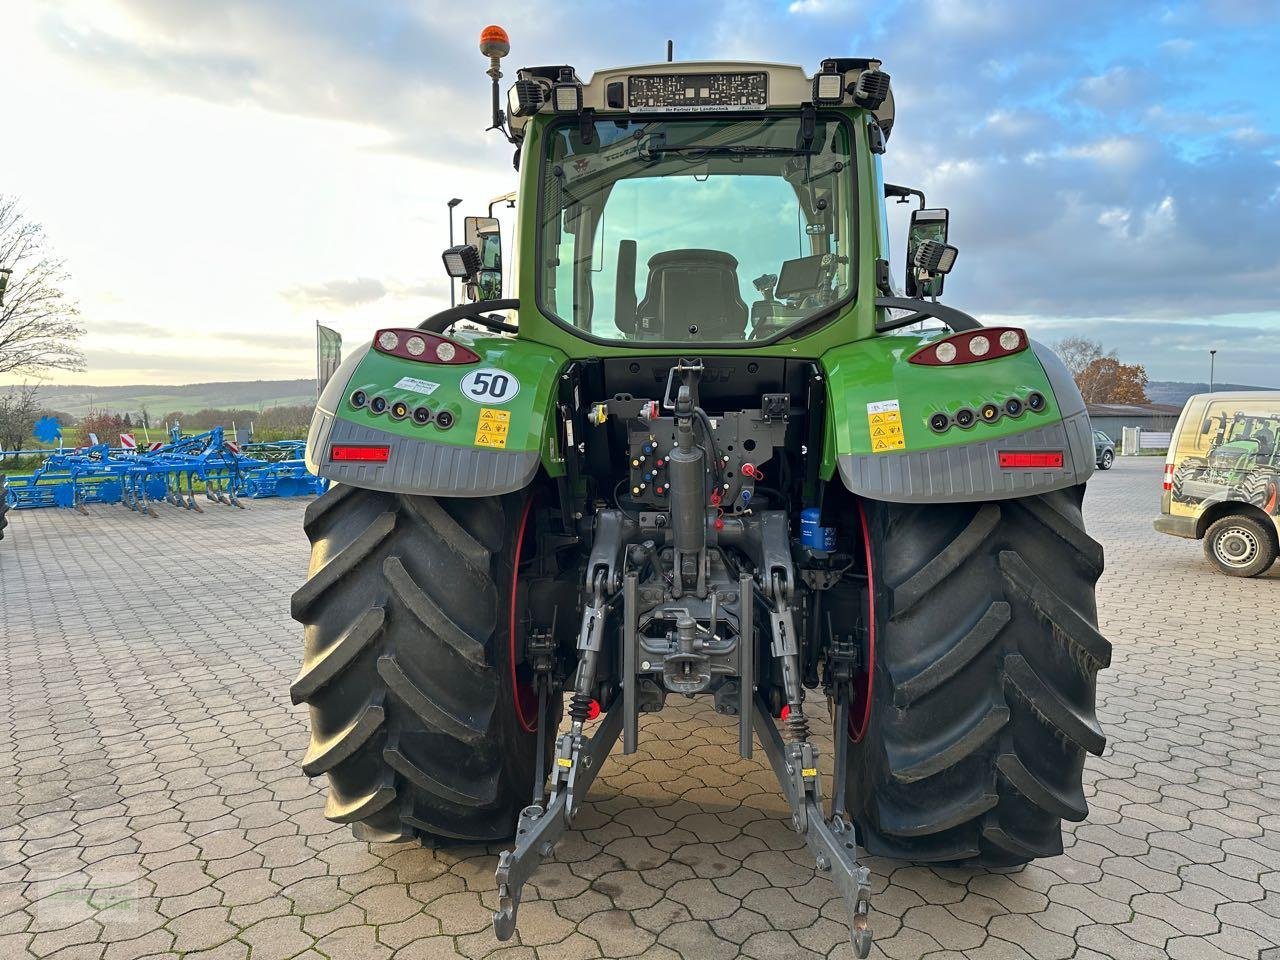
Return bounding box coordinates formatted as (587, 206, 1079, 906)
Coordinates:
(1172, 409, 1280, 511)
(291, 28, 1109, 957)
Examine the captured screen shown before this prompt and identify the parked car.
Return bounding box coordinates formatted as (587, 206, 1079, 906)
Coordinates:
(1155, 391, 1280, 576)
(1093, 430, 1115, 469)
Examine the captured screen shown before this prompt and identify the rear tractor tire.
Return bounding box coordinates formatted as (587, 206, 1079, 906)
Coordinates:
(1243, 472, 1280, 515)
(290, 484, 557, 843)
(1171, 458, 1207, 502)
(847, 486, 1111, 866)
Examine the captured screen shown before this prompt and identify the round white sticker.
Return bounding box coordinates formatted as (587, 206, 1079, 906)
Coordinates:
(460, 368, 521, 404)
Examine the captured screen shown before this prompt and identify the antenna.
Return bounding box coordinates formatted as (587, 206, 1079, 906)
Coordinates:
(666, 39, 674, 62)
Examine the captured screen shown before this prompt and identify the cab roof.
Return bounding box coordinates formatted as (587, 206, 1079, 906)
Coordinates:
(507, 58, 895, 139)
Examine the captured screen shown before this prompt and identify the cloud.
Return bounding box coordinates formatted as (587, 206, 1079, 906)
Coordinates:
(787, 0, 851, 14)
(282, 277, 387, 308)
(89, 320, 171, 338)
(11, 0, 1280, 388)
(212, 331, 312, 350)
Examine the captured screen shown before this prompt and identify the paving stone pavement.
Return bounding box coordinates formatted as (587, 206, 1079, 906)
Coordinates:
(1, 457, 1278, 959)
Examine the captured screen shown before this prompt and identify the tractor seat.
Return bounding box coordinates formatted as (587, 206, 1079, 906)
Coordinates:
(633, 249, 748, 340)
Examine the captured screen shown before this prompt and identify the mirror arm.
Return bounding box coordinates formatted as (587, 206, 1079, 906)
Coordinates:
(419, 298, 521, 334)
(873, 296, 982, 333)
(883, 183, 925, 208)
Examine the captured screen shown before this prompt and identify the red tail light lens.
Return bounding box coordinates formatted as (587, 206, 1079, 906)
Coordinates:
(910, 327, 1028, 366)
(331, 444, 391, 463)
(1163, 463, 1175, 491)
(998, 451, 1063, 469)
(373, 328, 480, 364)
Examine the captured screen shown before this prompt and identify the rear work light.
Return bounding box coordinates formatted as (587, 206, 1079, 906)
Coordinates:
(331, 444, 391, 463)
(909, 327, 1029, 366)
(998, 451, 1063, 469)
(372, 328, 480, 364)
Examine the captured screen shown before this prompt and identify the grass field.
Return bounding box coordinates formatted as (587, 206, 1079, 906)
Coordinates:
(21, 379, 317, 419)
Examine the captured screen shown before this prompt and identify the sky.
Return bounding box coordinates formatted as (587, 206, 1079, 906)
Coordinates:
(1, 0, 1278, 388)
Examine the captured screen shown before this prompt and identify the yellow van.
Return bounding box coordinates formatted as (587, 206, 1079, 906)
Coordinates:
(1155, 391, 1280, 576)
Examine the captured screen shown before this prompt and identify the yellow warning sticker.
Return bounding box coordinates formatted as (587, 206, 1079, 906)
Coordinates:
(556, 757, 572, 768)
(867, 399, 906, 453)
(474, 407, 511, 449)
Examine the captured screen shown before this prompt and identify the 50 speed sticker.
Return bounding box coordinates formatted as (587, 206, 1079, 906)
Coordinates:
(460, 368, 520, 404)
(867, 399, 906, 453)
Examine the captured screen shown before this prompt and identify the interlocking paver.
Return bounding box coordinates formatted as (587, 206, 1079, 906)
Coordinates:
(2, 459, 1279, 958)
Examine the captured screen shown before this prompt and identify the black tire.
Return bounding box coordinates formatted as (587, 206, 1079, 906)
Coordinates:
(1171, 458, 1207, 502)
(847, 486, 1111, 865)
(1098, 449, 1114, 470)
(290, 484, 557, 842)
(1203, 514, 1277, 577)
(0, 474, 8, 541)
(1243, 472, 1279, 514)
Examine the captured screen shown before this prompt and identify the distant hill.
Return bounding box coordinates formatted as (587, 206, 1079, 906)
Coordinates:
(19, 379, 316, 418)
(13, 376, 1277, 421)
(1146, 381, 1278, 407)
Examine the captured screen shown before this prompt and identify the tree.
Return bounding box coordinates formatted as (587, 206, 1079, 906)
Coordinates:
(1076, 357, 1150, 404)
(0, 384, 40, 452)
(80, 409, 129, 445)
(0, 196, 85, 376)
(1052, 336, 1114, 379)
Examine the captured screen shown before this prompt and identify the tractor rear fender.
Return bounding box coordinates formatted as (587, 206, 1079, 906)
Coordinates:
(821, 334, 1094, 503)
(305, 335, 568, 497)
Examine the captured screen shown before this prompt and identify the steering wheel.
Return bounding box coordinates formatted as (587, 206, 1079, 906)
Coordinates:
(418, 298, 520, 335)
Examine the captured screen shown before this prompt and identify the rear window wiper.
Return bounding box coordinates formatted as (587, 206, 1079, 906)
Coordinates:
(642, 144, 813, 160)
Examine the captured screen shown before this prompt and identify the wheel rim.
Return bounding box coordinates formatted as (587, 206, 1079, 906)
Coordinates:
(1214, 525, 1260, 568)
(1102, 451, 1112, 466)
(848, 499, 876, 743)
(509, 496, 540, 733)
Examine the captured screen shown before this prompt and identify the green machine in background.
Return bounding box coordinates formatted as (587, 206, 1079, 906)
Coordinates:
(291, 27, 1109, 957)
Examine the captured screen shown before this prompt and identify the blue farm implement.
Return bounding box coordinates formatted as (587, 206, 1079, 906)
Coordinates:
(2, 429, 326, 515)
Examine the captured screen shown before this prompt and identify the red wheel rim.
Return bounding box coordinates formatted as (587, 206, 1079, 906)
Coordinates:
(509, 496, 540, 733)
(849, 499, 876, 743)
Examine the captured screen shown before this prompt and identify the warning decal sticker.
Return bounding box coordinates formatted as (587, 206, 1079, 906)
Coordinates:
(474, 407, 511, 449)
(867, 399, 906, 453)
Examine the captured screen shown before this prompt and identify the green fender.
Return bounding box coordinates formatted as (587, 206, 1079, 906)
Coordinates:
(306, 333, 568, 497)
(820, 333, 1095, 502)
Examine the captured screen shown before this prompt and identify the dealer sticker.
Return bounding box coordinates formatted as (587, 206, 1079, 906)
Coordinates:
(393, 376, 440, 395)
(474, 408, 511, 449)
(867, 399, 906, 453)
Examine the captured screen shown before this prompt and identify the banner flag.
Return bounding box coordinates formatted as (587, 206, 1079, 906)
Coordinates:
(316, 322, 343, 394)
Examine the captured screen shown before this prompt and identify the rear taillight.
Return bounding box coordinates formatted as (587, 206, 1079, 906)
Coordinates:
(331, 444, 391, 463)
(998, 451, 1063, 469)
(1163, 463, 1174, 490)
(910, 327, 1028, 366)
(373, 328, 480, 364)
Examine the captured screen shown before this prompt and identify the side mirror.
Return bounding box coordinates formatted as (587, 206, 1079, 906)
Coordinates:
(906, 207, 950, 298)
(464, 216, 503, 301)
